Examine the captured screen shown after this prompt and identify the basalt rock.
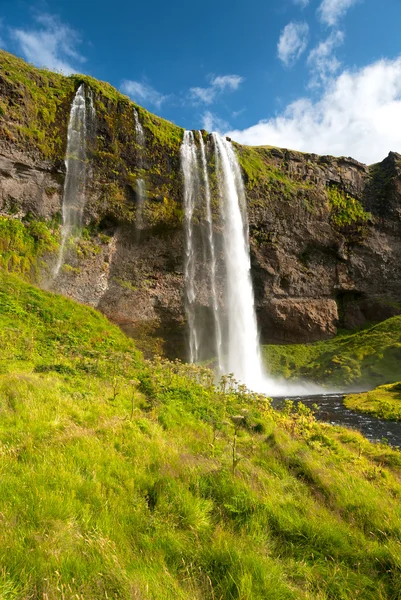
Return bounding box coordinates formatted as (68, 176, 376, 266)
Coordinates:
(1, 50, 401, 354)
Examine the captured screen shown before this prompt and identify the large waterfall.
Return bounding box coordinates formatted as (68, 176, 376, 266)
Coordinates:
(133, 108, 146, 238)
(54, 84, 88, 276)
(181, 131, 266, 390)
(213, 133, 265, 390)
(181, 131, 201, 363)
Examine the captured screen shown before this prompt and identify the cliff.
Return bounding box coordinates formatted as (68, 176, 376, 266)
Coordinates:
(1, 49, 401, 356)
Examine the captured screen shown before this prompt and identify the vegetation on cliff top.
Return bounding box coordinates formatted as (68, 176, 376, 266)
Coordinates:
(2, 48, 376, 233)
(262, 317, 401, 389)
(0, 270, 400, 599)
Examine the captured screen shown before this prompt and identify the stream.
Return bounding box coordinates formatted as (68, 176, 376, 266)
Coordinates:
(272, 393, 401, 448)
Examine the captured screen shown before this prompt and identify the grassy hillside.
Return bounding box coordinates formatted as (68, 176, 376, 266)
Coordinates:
(262, 318, 401, 389)
(0, 271, 401, 599)
(345, 382, 401, 421)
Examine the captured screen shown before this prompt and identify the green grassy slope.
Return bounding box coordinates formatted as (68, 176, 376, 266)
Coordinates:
(0, 271, 401, 599)
(345, 382, 401, 420)
(262, 318, 401, 389)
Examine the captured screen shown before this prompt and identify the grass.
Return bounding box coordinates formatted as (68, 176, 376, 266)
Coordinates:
(235, 144, 313, 198)
(0, 270, 401, 598)
(345, 382, 401, 421)
(262, 318, 401, 389)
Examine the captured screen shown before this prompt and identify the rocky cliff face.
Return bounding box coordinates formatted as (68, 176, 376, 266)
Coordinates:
(1, 50, 401, 357)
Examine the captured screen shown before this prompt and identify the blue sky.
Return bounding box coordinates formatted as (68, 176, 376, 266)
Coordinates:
(1, 0, 401, 163)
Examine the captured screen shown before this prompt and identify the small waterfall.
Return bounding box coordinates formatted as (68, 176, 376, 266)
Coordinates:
(54, 84, 88, 276)
(133, 108, 146, 238)
(213, 133, 265, 390)
(181, 130, 266, 390)
(87, 88, 96, 122)
(133, 108, 145, 148)
(181, 131, 201, 363)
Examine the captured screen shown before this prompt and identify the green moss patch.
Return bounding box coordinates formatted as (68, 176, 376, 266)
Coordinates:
(0, 216, 58, 280)
(327, 186, 372, 229)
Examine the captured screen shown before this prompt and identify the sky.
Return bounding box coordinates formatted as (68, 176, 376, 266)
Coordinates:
(1, 0, 401, 163)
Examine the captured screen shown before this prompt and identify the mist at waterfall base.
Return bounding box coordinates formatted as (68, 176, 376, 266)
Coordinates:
(54, 84, 88, 277)
(181, 131, 326, 397)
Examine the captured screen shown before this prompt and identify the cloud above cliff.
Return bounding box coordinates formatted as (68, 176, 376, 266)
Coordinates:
(120, 80, 168, 108)
(11, 14, 85, 75)
(189, 74, 244, 105)
(277, 22, 309, 67)
(226, 57, 401, 164)
(307, 30, 345, 85)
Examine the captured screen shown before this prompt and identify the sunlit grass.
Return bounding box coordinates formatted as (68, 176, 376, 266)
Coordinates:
(0, 271, 401, 598)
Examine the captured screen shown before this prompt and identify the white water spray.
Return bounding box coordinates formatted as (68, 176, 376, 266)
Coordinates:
(54, 84, 87, 276)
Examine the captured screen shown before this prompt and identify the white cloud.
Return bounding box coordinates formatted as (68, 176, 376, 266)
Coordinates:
(307, 30, 344, 84)
(120, 80, 168, 108)
(318, 0, 359, 26)
(232, 108, 246, 118)
(202, 111, 229, 132)
(190, 86, 216, 105)
(211, 75, 243, 91)
(293, 0, 310, 7)
(11, 14, 85, 75)
(189, 73, 244, 105)
(277, 21, 309, 67)
(226, 57, 401, 164)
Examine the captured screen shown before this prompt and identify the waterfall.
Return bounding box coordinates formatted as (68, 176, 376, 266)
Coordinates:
(181, 131, 201, 363)
(213, 133, 265, 390)
(198, 132, 224, 373)
(181, 130, 266, 391)
(54, 84, 88, 276)
(133, 108, 146, 238)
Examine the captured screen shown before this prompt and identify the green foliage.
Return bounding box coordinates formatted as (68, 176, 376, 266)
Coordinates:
(327, 186, 372, 228)
(236, 144, 311, 197)
(345, 382, 401, 420)
(0, 50, 75, 159)
(0, 271, 401, 598)
(0, 216, 58, 280)
(0, 49, 184, 226)
(263, 316, 401, 388)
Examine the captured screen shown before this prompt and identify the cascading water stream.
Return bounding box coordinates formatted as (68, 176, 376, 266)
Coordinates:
(181, 131, 201, 363)
(181, 131, 326, 395)
(213, 133, 265, 390)
(133, 108, 146, 237)
(198, 132, 224, 373)
(54, 84, 88, 276)
(181, 130, 264, 388)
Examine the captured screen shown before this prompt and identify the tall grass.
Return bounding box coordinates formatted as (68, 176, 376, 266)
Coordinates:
(0, 272, 401, 598)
